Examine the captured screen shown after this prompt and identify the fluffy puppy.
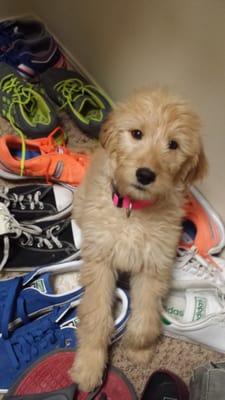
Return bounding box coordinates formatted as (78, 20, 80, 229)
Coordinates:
(70, 88, 208, 391)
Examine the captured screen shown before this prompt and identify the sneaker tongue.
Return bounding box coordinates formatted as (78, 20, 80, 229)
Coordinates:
(180, 231, 194, 246)
(73, 95, 102, 122)
(29, 273, 54, 294)
(181, 220, 196, 246)
(184, 289, 224, 322)
(73, 95, 96, 112)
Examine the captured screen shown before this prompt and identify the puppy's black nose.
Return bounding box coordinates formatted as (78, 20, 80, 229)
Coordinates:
(136, 168, 156, 185)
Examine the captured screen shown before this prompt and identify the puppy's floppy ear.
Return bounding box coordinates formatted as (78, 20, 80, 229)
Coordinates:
(99, 111, 117, 152)
(182, 144, 208, 185)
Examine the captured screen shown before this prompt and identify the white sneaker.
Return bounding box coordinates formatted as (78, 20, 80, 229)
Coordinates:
(172, 247, 225, 291)
(163, 288, 225, 353)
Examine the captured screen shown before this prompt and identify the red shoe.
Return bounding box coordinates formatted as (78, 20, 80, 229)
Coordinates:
(0, 128, 90, 186)
(4, 350, 137, 400)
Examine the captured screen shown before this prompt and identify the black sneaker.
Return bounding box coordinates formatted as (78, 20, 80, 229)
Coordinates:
(41, 68, 112, 138)
(0, 203, 81, 272)
(0, 184, 74, 223)
(0, 62, 59, 138)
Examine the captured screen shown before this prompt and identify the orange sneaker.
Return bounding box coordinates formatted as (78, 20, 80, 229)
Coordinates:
(181, 186, 225, 261)
(0, 128, 90, 186)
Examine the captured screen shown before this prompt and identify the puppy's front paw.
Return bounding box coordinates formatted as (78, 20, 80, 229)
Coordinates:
(124, 346, 154, 365)
(70, 347, 106, 392)
(124, 314, 161, 350)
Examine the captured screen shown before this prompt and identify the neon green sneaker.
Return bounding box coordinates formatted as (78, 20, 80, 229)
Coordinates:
(41, 68, 113, 138)
(0, 62, 59, 139)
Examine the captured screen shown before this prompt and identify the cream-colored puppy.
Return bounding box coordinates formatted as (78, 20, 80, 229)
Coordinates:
(70, 89, 208, 391)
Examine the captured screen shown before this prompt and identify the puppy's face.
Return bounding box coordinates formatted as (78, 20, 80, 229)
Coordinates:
(100, 89, 208, 200)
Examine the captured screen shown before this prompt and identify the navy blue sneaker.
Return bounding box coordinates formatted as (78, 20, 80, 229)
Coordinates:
(0, 36, 66, 79)
(0, 19, 46, 51)
(0, 19, 45, 43)
(0, 289, 130, 393)
(0, 266, 84, 338)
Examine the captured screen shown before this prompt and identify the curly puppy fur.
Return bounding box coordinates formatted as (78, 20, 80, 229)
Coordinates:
(70, 88, 208, 391)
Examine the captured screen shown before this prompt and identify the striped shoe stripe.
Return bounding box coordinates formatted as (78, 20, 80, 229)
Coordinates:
(17, 64, 35, 77)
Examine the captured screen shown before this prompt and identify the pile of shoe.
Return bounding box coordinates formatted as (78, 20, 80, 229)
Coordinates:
(0, 183, 81, 271)
(0, 18, 116, 395)
(0, 61, 92, 185)
(163, 186, 225, 353)
(0, 18, 113, 187)
(0, 183, 130, 393)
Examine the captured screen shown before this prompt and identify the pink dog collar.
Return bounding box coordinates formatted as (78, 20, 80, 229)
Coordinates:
(112, 184, 154, 217)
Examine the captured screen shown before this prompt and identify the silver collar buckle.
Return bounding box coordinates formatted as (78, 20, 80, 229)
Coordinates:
(126, 202, 133, 218)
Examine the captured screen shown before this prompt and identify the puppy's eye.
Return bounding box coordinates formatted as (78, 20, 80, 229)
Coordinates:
(131, 130, 143, 140)
(168, 140, 178, 150)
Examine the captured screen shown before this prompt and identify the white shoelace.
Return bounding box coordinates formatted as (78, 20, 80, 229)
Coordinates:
(175, 246, 218, 280)
(0, 187, 44, 210)
(0, 203, 62, 270)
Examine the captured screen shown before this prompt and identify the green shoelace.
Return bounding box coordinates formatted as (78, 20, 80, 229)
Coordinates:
(54, 78, 112, 124)
(0, 74, 51, 175)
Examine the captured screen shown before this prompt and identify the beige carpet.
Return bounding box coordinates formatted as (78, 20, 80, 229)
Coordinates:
(0, 114, 224, 399)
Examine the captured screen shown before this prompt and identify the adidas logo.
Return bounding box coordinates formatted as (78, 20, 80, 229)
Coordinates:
(193, 297, 207, 321)
(166, 306, 184, 318)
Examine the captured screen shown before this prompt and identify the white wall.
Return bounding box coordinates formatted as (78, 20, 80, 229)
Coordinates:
(0, 0, 30, 19)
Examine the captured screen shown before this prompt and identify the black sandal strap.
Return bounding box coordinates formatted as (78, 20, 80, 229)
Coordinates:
(86, 368, 108, 400)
